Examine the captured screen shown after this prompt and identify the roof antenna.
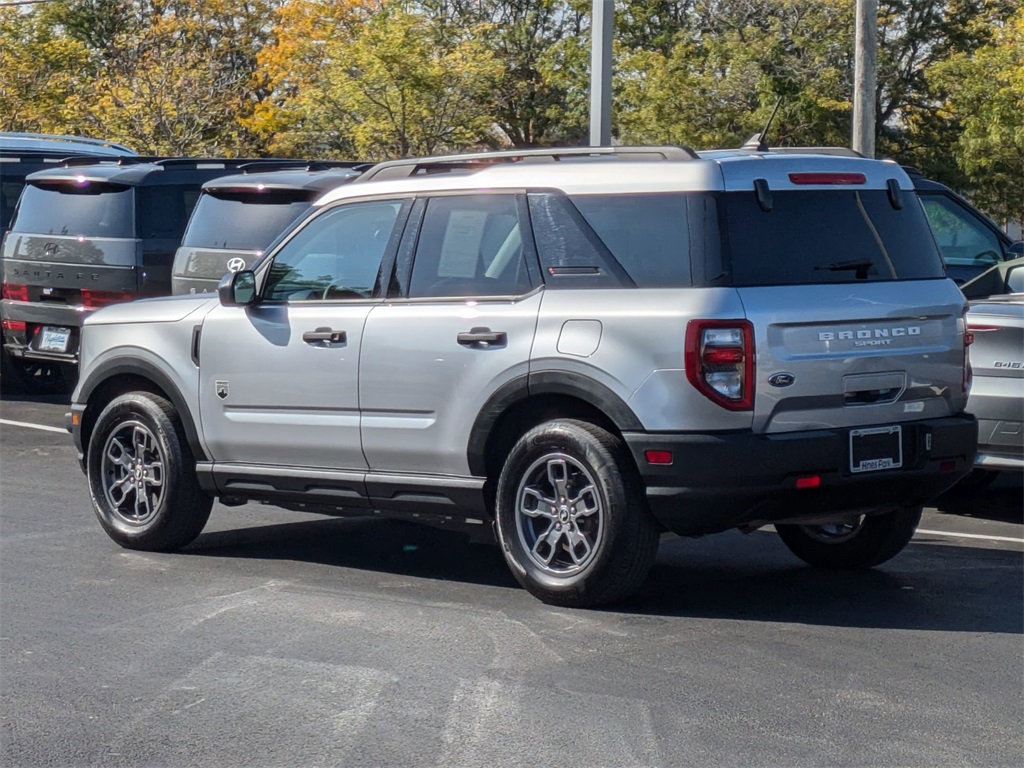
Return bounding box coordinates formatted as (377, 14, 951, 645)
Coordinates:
(742, 97, 783, 152)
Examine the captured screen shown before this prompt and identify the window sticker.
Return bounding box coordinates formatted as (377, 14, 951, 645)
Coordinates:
(438, 209, 487, 277)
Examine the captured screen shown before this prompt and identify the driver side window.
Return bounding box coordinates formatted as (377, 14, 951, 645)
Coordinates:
(263, 200, 403, 302)
(920, 195, 1003, 267)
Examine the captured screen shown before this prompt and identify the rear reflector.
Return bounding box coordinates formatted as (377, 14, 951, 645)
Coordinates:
(81, 289, 135, 309)
(644, 450, 673, 465)
(939, 460, 957, 473)
(1, 283, 28, 301)
(795, 475, 821, 489)
(788, 172, 867, 185)
(1, 319, 26, 332)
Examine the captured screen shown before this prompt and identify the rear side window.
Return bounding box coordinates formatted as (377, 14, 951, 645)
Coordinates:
(12, 181, 134, 238)
(137, 184, 202, 240)
(724, 189, 945, 286)
(182, 190, 314, 251)
(529, 192, 724, 288)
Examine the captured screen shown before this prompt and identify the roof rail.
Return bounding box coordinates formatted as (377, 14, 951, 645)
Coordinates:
(235, 159, 367, 174)
(60, 155, 165, 168)
(0, 131, 137, 155)
(357, 145, 696, 182)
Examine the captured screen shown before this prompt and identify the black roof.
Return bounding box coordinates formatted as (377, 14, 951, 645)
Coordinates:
(200, 165, 364, 195)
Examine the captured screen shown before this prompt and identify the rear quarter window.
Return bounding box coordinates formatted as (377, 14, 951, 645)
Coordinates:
(723, 189, 945, 286)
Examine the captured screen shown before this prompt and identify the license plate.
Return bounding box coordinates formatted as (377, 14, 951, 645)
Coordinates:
(850, 425, 903, 473)
(38, 326, 71, 353)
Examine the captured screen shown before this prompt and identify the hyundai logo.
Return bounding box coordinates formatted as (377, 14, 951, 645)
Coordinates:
(226, 257, 246, 273)
(43, 242, 58, 255)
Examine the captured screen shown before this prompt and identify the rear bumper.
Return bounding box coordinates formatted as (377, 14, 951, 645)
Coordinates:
(624, 415, 978, 536)
(2, 299, 89, 363)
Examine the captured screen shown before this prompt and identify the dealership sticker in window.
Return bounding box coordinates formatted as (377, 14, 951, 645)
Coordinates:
(438, 210, 487, 277)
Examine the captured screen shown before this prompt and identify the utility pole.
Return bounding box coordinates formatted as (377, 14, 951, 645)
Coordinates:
(589, 0, 613, 147)
(852, 0, 878, 157)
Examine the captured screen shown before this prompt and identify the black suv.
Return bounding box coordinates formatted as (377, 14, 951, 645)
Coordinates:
(1, 157, 270, 391)
(1, 133, 137, 393)
(172, 162, 363, 296)
(903, 168, 1020, 284)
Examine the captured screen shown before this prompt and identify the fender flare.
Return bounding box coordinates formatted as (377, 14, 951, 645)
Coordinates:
(78, 358, 207, 461)
(466, 370, 642, 476)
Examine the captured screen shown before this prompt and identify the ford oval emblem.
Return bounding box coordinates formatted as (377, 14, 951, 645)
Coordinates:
(768, 372, 796, 388)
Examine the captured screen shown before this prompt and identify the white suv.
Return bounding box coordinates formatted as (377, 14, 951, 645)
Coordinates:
(68, 147, 977, 606)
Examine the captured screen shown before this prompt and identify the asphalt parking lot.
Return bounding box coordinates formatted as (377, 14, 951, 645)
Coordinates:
(1, 391, 1021, 767)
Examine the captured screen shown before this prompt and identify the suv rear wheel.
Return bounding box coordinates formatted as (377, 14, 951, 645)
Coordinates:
(775, 506, 923, 569)
(494, 419, 660, 607)
(87, 392, 212, 551)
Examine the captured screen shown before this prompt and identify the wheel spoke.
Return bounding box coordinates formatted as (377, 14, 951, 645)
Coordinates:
(571, 485, 600, 518)
(133, 483, 152, 521)
(109, 474, 133, 505)
(105, 437, 132, 467)
(565, 526, 593, 565)
(520, 487, 556, 519)
(532, 524, 563, 565)
(143, 461, 163, 488)
(547, 459, 570, 503)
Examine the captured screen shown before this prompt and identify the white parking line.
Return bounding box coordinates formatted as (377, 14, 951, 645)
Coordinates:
(916, 529, 1024, 545)
(0, 418, 67, 434)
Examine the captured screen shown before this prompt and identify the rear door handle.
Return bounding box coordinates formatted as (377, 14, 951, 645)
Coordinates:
(303, 327, 347, 345)
(457, 327, 507, 347)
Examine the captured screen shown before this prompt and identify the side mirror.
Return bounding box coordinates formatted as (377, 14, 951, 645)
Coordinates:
(218, 270, 257, 307)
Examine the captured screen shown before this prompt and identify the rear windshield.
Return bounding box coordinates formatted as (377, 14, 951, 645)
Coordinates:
(181, 190, 314, 250)
(12, 181, 134, 238)
(723, 189, 945, 286)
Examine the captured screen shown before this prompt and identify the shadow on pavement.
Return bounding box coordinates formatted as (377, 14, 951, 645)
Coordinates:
(183, 514, 1022, 634)
(935, 472, 1023, 524)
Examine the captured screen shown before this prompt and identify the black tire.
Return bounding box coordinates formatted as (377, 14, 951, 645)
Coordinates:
(0, 349, 68, 396)
(87, 391, 212, 551)
(776, 506, 923, 570)
(494, 419, 659, 607)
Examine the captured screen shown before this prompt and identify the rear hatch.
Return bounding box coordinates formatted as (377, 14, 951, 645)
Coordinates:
(2, 179, 140, 305)
(171, 186, 315, 294)
(716, 159, 968, 434)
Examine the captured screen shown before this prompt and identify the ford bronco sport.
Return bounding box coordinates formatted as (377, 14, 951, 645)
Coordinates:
(67, 146, 977, 607)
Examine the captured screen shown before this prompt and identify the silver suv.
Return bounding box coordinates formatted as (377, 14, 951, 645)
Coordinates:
(67, 147, 978, 607)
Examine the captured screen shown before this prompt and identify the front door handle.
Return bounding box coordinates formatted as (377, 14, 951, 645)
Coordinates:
(457, 327, 507, 347)
(303, 327, 347, 345)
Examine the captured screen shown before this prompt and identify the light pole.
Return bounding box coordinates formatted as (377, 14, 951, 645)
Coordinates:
(852, 0, 878, 157)
(589, 0, 613, 147)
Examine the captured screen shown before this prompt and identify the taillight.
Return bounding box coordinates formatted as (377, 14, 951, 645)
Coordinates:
(81, 289, 135, 309)
(685, 320, 755, 411)
(962, 312, 975, 395)
(1, 283, 28, 301)
(1, 319, 26, 332)
(788, 172, 867, 185)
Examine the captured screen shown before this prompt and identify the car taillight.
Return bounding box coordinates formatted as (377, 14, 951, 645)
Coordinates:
(1, 319, 26, 332)
(81, 289, 135, 309)
(788, 172, 867, 185)
(1, 283, 28, 301)
(685, 320, 755, 411)
(963, 312, 975, 395)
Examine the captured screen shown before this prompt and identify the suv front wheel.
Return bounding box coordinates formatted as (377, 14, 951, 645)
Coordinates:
(775, 506, 923, 569)
(494, 419, 660, 607)
(87, 392, 213, 551)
